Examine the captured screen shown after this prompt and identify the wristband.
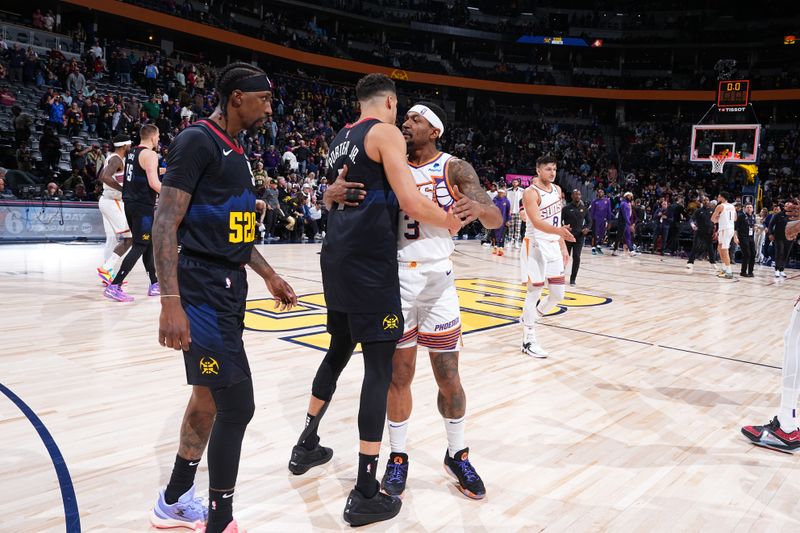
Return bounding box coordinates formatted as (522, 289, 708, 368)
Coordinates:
(161, 294, 181, 299)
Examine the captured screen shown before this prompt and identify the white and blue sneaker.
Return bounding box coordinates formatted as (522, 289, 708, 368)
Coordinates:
(150, 485, 207, 529)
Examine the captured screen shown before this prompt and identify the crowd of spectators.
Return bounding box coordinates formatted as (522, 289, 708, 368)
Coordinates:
(1, 5, 798, 252)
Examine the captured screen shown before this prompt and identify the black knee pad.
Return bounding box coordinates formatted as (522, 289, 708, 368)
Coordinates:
(211, 378, 255, 426)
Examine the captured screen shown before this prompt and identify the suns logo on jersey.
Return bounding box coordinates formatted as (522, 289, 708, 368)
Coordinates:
(434, 179, 455, 210)
(243, 278, 611, 352)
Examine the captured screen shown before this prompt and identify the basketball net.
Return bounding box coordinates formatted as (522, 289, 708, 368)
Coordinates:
(710, 153, 732, 174)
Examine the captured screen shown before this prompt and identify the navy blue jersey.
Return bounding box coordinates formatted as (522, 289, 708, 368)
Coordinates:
(321, 118, 400, 313)
(123, 146, 157, 206)
(162, 119, 257, 264)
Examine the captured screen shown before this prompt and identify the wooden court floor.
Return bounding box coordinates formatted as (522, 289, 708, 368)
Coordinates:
(2, 241, 799, 532)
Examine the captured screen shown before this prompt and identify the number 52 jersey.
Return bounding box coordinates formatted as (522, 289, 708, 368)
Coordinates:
(397, 152, 456, 265)
(162, 119, 257, 264)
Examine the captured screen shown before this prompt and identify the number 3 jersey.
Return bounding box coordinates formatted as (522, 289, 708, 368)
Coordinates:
(162, 119, 257, 264)
(397, 152, 456, 266)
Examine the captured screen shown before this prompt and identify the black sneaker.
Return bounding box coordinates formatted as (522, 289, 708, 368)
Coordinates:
(288, 443, 333, 475)
(741, 416, 800, 453)
(342, 482, 402, 527)
(380, 452, 409, 496)
(443, 447, 486, 500)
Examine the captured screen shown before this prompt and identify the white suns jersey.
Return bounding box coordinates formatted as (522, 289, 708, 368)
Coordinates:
(718, 202, 735, 230)
(101, 153, 125, 200)
(525, 182, 563, 243)
(397, 152, 456, 263)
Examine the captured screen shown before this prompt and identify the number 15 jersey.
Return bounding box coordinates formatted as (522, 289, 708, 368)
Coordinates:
(397, 152, 456, 266)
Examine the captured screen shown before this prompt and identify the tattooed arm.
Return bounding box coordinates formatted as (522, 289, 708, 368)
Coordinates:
(447, 158, 503, 229)
(153, 185, 192, 350)
(248, 247, 298, 311)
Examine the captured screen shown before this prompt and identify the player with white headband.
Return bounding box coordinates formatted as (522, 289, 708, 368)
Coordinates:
(96, 134, 134, 284)
(384, 102, 502, 499)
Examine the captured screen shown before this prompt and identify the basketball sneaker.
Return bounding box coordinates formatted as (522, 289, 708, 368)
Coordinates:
(596, 247, 605, 255)
(342, 482, 402, 526)
(148, 282, 161, 296)
(150, 484, 207, 529)
(193, 519, 245, 532)
(685, 263, 694, 273)
(443, 448, 486, 500)
(591, 248, 597, 255)
(521, 328, 548, 358)
(97, 266, 114, 285)
(717, 271, 733, 279)
(103, 284, 134, 302)
(497, 248, 505, 257)
(741, 417, 800, 453)
(491, 247, 498, 255)
(380, 452, 409, 496)
(288, 442, 333, 475)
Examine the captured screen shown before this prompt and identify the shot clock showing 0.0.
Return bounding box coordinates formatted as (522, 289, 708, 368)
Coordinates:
(717, 79, 750, 109)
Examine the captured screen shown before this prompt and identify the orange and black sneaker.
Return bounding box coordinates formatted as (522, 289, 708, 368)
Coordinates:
(380, 452, 409, 496)
(742, 416, 800, 453)
(443, 447, 485, 500)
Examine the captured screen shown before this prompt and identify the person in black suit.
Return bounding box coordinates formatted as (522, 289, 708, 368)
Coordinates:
(561, 189, 591, 286)
(736, 203, 756, 277)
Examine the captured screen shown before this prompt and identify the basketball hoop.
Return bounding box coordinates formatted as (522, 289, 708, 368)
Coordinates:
(710, 153, 732, 174)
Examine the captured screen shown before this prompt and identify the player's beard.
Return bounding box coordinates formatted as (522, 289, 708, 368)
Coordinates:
(246, 120, 261, 138)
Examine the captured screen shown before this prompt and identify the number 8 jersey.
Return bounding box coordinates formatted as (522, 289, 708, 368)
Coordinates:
(526, 182, 563, 243)
(397, 152, 456, 265)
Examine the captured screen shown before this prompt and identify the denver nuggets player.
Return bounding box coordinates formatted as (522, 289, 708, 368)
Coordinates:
(519, 155, 575, 358)
(379, 103, 502, 499)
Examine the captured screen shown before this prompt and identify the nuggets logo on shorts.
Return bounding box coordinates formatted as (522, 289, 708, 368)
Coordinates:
(383, 314, 400, 330)
(199, 357, 220, 375)
(142, 233, 151, 241)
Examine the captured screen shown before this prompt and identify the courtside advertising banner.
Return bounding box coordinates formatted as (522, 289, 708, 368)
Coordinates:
(505, 174, 534, 187)
(0, 201, 106, 242)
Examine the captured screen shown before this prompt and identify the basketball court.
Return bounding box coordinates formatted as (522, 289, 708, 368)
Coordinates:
(3, 240, 799, 531)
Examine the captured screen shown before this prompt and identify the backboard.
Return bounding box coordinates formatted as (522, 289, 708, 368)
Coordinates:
(689, 124, 760, 163)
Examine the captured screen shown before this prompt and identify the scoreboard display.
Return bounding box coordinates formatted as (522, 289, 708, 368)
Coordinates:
(717, 79, 750, 111)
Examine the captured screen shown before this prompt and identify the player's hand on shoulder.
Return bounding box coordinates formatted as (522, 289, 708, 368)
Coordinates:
(267, 274, 298, 311)
(159, 299, 191, 351)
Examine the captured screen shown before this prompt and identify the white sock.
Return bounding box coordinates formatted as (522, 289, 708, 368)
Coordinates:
(102, 252, 121, 272)
(444, 416, 465, 458)
(387, 418, 409, 454)
(778, 308, 800, 431)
